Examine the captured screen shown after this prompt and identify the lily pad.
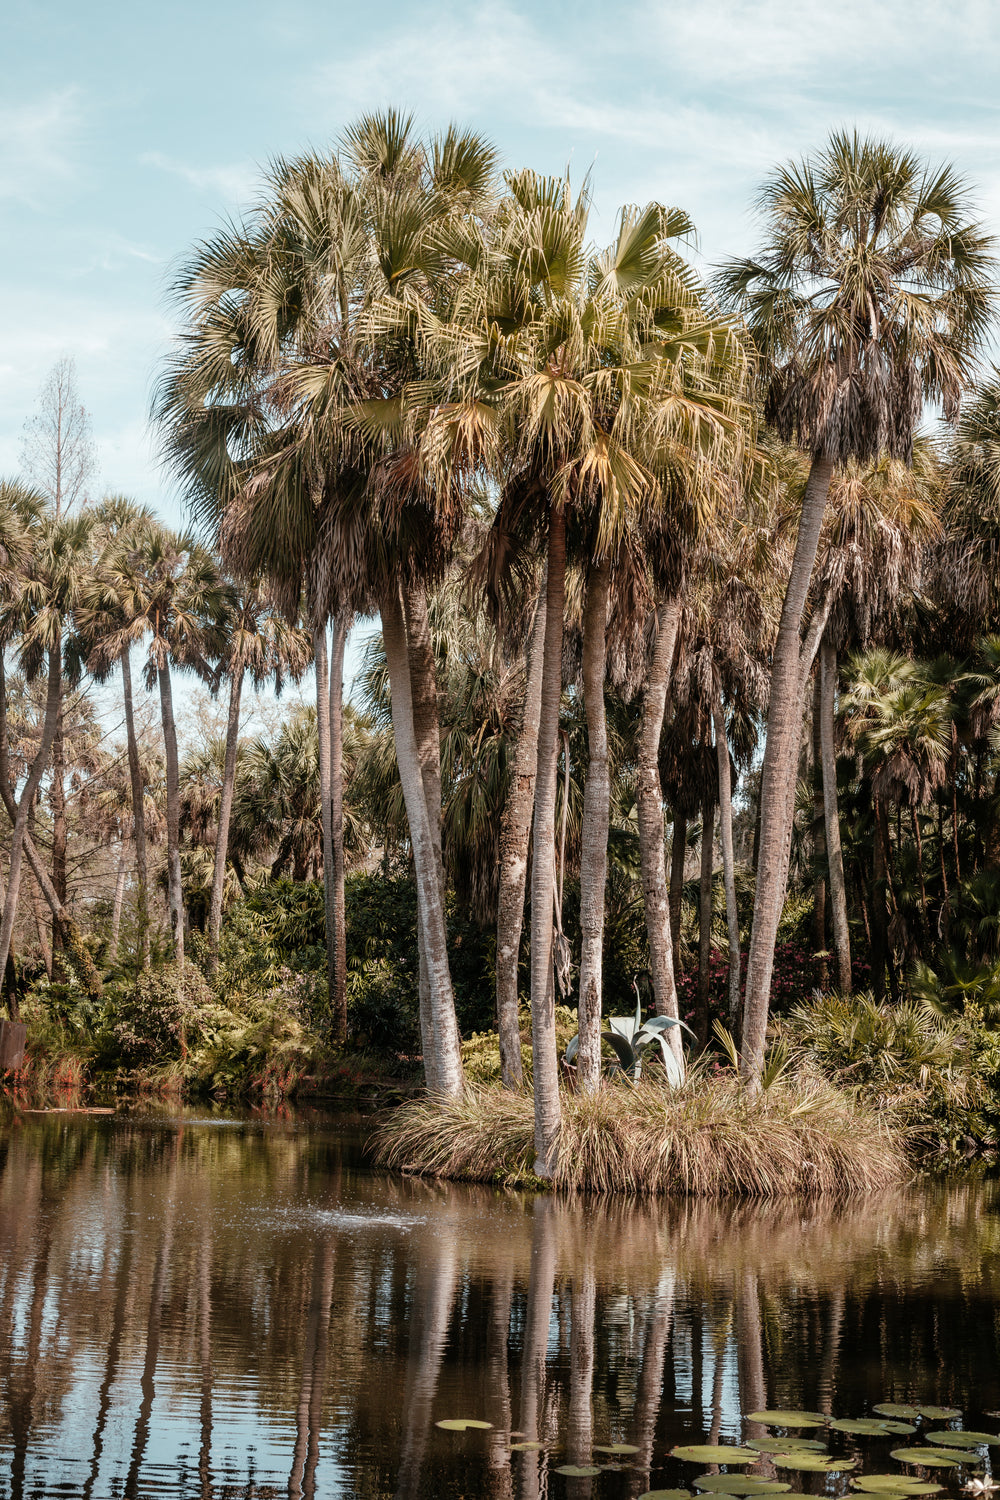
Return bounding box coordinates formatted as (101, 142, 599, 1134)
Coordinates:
(693, 1477, 791, 1495)
(748, 1439, 828, 1454)
(638, 1493, 693, 1500)
(831, 1419, 916, 1436)
(771, 1455, 856, 1473)
(594, 1443, 641, 1454)
(510, 1441, 544, 1451)
(746, 1411, 826, 1428)
(925, 1432, 1000, 1448)
(890, 1449, 983, 1468)
(916, 1408, 962, 1421)
(673, 1446, 760, 1465)
(556, 1466, 602, 1477)
(851, 1478, 943, 1494)
(875, 1406, 924, 1420)
(435, 1418, 493, 1431)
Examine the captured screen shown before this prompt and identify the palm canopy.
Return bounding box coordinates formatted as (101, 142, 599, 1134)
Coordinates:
(716, 131, 996, 463)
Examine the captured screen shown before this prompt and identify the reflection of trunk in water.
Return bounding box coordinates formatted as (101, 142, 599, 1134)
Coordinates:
(707, 1304, 733, 1445)
(566, 1262, 596, 1499)
(630, 1270, 675, 1496)
(394, 1224, 459, 1500)
(7, 1201, 55, 1500)
(288, 1239, 336, 1498)
(198, 1222, 213, 1500)
(301, 1242, 336, 1500)
(517, 1199, 557, 1500)
(82, 1233, 134, 1500)
(818, 1287, 844, 1416)
(487, 1270, 514, 1499)
(736, 1270, 773, 1475)
(123, 1176, 177, 1500)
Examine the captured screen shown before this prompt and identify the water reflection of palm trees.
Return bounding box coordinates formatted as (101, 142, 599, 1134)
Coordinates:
(1, 1116, 1000, 1499)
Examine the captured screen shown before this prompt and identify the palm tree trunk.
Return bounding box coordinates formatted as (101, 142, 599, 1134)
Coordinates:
(912, 807, 930, 943)
(496, 586, 546, 1090)
(0, 644, 62, 1012)
(50, 700, 67, 968)
(577, 556, 611, 1094)
(871, 794, 890, 1002)
(712, 681, 741, 1029)
(109, 841, 130, 966)
(530, 504, 567, 1177)
(403, 583, 445, 1093)
(207, 667, 243, 974)
(696, 796, 715, 1048)
(820, 640, 851, 994)
(669, 810, 686, 974)
(121, 649, 150, 966)
(313, 622, 338, 1041)
(329, 616, 348, 1046)
(811, 670, 828, 989)
(742, 452, 834, 1086)
(158, 661, 184, 971)
(27, 798, 52, 979)
(636, 599, 684, 1068)
(382, 585, 463, 1097)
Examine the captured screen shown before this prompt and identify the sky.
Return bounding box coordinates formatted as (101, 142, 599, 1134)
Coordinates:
(4, 0, 1000, 692)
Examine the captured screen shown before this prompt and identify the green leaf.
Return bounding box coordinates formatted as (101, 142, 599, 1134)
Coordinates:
(890, 1448, 983, 1468)
(593, 1443, 641, 1454)
(746, 1411, 827, 1427)
(851, 1478, 943, 1494)
(925, 1431, 1000, 1447)
(771, 1455, 856, 1473)
(748, 1439, 827, 1454)
(510, 1440, 544, 1451)
(874, 1406, 923, 1420)
(435, 1418, 493, 1431)
(831, 1419, 916, 1436)
(638, 1492, 692, 1500)
(692, 1476, 791, 1494)
(672, 1446, 760, 1464)
(555, 1465, 602, 1477)
(914, 1408, 962, 1421)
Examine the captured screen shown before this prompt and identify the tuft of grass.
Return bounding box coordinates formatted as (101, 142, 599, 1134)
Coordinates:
(372, 1071, 906, 1199)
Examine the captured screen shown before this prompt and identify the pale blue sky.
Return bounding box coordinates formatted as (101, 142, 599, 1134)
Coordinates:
(4, 0, 1000, 529)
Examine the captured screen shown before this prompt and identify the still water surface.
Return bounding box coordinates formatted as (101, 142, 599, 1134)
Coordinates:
(1, 1108, 999, 1500)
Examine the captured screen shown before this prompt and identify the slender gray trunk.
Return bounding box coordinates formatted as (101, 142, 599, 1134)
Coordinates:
(27, 799, 51, 979)
(636, 600, 684, 1068)
(496, 586, 546, 1090)
(382, 586, 463, 1097)
(0, 644, 62, 1013)
(50, 700, 66, 965)
(530, 505, 567, 1177)
(330, 616, 348, 1044)
(811, 669, 828, 989)
(121, 650, 150, 965)
(313, 621, 338, 1032)
(712, 681, 742, 1029)
(820, 639, 852, 994)
(696, 796, 715, 1049)
(207, 667, 243, 973)
(158, 662, 184, 971)
(109, 841, 130, 967)
(669, 811, 686, 977)
(742, 453, 834, 1085)
(577, 556, 611, 1094)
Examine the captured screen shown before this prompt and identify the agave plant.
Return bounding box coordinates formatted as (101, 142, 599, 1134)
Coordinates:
(564, 980, 694, 1086)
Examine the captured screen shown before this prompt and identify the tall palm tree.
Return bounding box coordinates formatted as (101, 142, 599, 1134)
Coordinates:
(717, 131, 996, 1084)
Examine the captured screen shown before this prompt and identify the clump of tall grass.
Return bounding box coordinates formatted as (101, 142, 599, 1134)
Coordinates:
(373, 1070, 906, 1198)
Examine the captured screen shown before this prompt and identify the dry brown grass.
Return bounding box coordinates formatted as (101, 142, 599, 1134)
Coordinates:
(372, 1072, 907, 1198)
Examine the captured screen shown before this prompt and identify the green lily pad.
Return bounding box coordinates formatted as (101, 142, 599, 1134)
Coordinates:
(874, 1405, 922, 1419)
(925, 1431, 1000, 1447)
(594, 1443, 641, 1454)
(435, 1418, 493, 1431)
(831, 1419, 916, 1436)
(638, 1493, 692, 1500)
(771, 1455, 856, 1473)
(510, 1440, 544, 1451)
(890, 1448, 983, 1468)
(673, 1447, 760, 1465)
(556, 1466, 602, 1477)
(851, 1478, 943, 1494)
(746, 1411, 826, 1428)
(916, 1408, 961, 1421)
(748, 1439, 828, 1454)
(692, 1477, 791, 1495)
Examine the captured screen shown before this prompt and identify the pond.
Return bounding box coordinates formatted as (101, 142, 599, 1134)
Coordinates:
(1, 1107, 999, 1500)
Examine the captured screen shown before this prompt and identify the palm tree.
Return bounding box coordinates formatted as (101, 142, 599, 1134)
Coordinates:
(717, 131, 996, 1083)
(208, 583, 311, 974)
(89, 527, 227, 967)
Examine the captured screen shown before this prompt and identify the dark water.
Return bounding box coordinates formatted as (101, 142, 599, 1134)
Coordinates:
(1, 1108, 1000, 1500)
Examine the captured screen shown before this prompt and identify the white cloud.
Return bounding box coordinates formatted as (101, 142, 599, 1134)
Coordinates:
(0, 89, 84, 205)
(140, 150, 261, 208)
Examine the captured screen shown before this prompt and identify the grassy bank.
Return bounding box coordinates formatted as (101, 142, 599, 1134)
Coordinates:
(373, 1074, 907, 1198)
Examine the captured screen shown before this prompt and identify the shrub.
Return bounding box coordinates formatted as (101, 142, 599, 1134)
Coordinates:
(108, 963, 213, 1066)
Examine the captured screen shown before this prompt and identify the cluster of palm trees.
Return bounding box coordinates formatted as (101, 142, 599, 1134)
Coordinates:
(150, 110, 1000, 1176)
